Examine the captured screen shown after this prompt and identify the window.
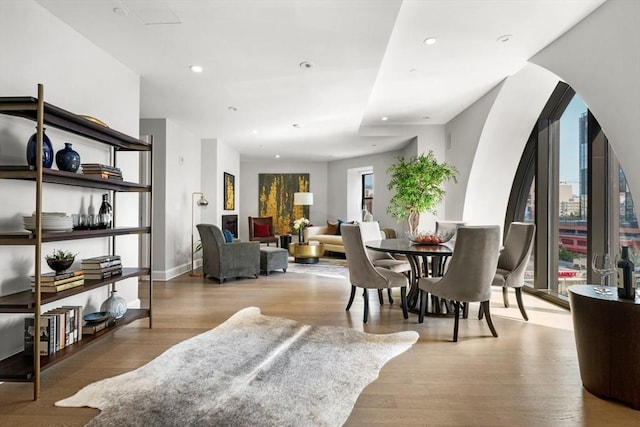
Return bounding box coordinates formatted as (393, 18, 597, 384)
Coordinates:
(362, 173, 373, 216)
(506, 82, 639, 302)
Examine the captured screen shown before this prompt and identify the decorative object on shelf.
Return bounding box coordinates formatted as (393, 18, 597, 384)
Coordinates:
(224, 172, 235, 210)
(617, 245, 636, 300)
(23, 212, 73, 232)
(293, 217, 310, 243)
(386, 151, 458, 234)
(80, 163, 123, 180)
(98, 193, 113, 229)
(78, 115, 109, 128)
(26, 127, 53, 168)
(83, 311, 110, 324)
(55, 143, 80, 172)
(45, 249, 76, 273)
(100, 289, 127, 319)
(191, 192, 209, 276)
(405, 229, 455, 245)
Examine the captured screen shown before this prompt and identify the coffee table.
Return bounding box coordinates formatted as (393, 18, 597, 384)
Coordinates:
(289, 243, 324, 264)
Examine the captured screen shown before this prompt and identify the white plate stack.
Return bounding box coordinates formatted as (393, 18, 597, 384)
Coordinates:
(23, 212, 73, 232)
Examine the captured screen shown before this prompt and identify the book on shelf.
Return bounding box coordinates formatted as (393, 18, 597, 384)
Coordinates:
(33, 278, 84, 293)
(33, 270, 83, 283)
(81, 260, 122, 270)
(80, 163, 122, 173)
(24, 316, 55, 356)
(82, 316, 116, 335)
(81, 255, 121, 264)
(31, 273, 85, 286)
(84, 268, 122, 280)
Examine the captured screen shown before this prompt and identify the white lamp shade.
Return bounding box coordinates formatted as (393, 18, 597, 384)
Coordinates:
(294, 192, 313, 205)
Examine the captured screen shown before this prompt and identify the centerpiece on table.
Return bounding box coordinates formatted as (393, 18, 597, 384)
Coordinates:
(293, 217, 310, 244)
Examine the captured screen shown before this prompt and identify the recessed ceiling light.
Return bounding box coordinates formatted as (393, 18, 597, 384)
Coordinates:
(422, 116, 430, 120)
(189, 65, 203, 73)
(423, 37, 437, 45)
(497, 34, 512, 43)
(275, 154, 280, 158)
(409, 68, 417, 73)
(292, 123, 302, 128)
(299, 61, 314, 69)
(113, 7, 128, 16)
(252, 130, 259, 134)
(381, 117, 388, 121)
(228, 106, 237, 111)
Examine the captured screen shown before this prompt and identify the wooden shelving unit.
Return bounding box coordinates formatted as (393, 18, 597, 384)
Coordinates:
(0, 84, 153, 399)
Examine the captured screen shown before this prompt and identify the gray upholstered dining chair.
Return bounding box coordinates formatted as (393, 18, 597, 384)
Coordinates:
(479, 222, 535, 321)
(197, 223, 260, 283)
(341, 224, 409, 323)
(358, 221, 411, 304)
(417, 225, 501, 342)
(432, 220, 466, 276)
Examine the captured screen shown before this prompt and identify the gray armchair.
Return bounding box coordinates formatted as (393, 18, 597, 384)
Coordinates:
(342, 224, 409, 323)
(196, 224, 260, 284)
(418, 225, 501, 341)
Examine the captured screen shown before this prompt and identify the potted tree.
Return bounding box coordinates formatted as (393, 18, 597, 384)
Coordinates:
(386, 151, 458, 234)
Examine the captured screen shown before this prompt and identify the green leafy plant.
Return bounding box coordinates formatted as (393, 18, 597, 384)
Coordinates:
(386, 151, 458, 234)
(45, 249, 76, 261)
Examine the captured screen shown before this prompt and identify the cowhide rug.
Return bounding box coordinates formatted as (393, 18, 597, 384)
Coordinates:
(56, 307, 418, 426)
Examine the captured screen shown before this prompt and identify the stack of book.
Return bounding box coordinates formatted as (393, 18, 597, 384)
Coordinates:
(81, 255, 122, 280)
(24, 305, 83, 356)
(82, 315, 116, 335)
(30, 270, 84, 293)
(80, 163, 123, 180)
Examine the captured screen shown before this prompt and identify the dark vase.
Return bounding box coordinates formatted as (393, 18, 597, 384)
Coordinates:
(55, 143, 81, 173)
(298, 228, 304, 243)
(26, 127, 54, 168)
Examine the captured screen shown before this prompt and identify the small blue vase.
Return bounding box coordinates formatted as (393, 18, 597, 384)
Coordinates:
(55, 142, 81, 173)
(26, 128, 54, 168)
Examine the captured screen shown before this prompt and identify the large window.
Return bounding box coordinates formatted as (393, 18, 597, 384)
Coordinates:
(507, 83, 639, 301)
(362, 173, 373, 217)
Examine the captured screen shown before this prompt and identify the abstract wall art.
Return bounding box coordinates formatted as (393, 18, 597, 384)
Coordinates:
(258, 173, 310, 235)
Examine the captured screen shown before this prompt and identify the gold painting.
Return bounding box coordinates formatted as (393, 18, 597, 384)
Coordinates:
(224, 173, 235, 210)
(258, 174, 310, 235)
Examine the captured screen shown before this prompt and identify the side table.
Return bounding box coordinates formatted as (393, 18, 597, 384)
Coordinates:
(289, 243, 324, 264)
(568, 285, 640, 410)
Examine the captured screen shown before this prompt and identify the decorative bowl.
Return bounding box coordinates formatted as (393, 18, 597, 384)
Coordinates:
(46, 257, 74, 273)
(405, 229, 455, 245)
(83, 311, 110, 324)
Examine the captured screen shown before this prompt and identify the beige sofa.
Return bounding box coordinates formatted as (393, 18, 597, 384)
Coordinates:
(305, 223, 396, 254)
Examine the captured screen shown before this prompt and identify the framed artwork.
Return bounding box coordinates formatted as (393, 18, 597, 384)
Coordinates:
(224, 172, 235, 210)
(221, 214, 238, 238)
(258, 173, 310, 235)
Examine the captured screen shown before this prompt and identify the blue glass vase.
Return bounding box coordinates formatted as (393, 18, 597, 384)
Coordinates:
(26, 127, 53, 168)
(55, 142, 81, 172)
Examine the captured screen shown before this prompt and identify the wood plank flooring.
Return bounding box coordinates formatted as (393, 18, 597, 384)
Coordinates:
(0, 265, 638, 426)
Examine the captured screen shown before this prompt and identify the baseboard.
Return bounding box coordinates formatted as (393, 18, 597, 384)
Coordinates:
(152, 260, 202, 281)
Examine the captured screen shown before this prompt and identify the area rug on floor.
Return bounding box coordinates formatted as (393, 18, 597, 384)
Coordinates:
(56, 306, 418, 427)
(286, 257, 348, 278)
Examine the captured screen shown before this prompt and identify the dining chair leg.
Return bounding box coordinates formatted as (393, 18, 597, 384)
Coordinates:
(462, 301, 469, 319)
(453, 301, 460, 342)
(377, 289, 384, 305)
(418, 290, 426, 323)
(481, 300, 498, 337)
(515, 288, 529, 321)
(502, 287, 510, 308)
(400, 286, 408, 319)
(478, 303, 484, 320)
(363, 289, 370, 323)
(387, 288, 394, 304)
(346, 285, 356, 311)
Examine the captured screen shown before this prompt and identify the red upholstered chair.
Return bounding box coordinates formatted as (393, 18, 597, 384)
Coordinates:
(248, 216, 279, 246)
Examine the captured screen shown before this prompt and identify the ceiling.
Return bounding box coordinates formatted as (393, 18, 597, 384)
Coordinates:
(35, 0, 605, 161)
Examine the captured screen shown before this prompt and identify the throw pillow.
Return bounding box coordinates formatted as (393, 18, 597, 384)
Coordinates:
(253, 222, 271, 237)
(222, 229, 234, 243)
(326, 221, 338, 235)
(336, 219, 354, 235)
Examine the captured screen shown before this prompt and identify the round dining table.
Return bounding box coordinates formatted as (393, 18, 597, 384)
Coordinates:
(365, 238, 453, 313)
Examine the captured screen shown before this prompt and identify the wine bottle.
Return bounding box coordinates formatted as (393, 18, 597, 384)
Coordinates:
(98, 193, 113, 229)
(617, 246, 636, 300)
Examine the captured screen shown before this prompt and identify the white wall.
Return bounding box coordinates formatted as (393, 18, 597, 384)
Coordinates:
(141, 119, 201, 280)
(0, 0, 140, 360)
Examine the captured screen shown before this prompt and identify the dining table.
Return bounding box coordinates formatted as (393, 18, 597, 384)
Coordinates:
(365, 238, 454, 314)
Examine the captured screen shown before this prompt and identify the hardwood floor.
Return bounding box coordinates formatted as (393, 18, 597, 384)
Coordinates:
(0, 266, 638, 426)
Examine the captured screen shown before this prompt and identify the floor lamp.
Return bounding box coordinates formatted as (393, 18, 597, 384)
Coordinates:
(191, 192, 209, 276)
